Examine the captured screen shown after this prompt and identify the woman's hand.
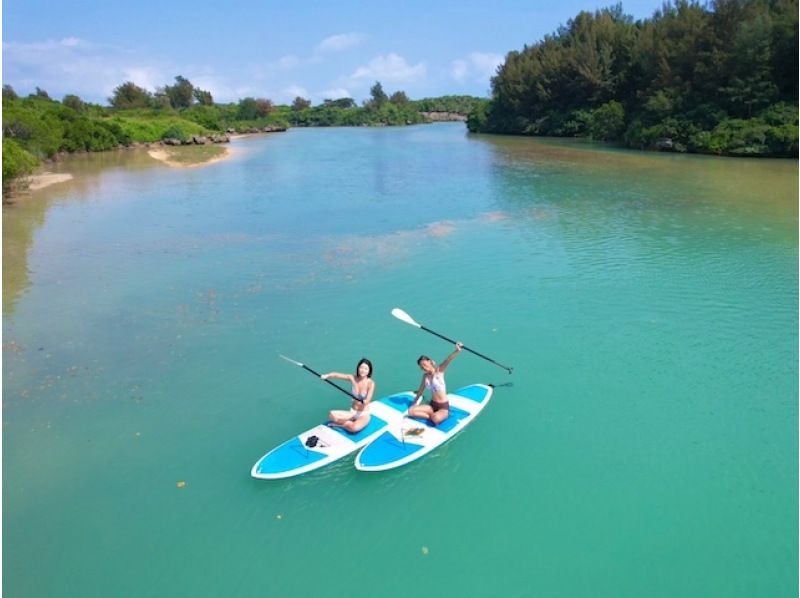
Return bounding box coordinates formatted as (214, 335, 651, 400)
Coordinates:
(455, 341, 463, 351)
(320, 373, 330, 380)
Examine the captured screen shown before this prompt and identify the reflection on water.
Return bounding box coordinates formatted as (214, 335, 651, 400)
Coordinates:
(2, 149, 170, 314)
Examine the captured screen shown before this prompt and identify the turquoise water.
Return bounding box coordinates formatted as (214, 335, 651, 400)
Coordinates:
(3, 124, 797, 597)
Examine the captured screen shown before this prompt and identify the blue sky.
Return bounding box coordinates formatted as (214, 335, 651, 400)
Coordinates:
(3, 0, 668, 106)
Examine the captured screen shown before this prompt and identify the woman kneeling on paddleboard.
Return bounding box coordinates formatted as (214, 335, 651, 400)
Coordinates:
(321, 358, 374, 433)
(409, 342, 463, 425)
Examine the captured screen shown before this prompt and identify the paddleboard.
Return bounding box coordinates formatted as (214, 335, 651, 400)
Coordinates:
(354, 383, 493, 472)
(251, 391, 415, 479)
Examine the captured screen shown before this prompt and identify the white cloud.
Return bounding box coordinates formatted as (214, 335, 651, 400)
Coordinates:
(3, 38, 141, 101)
(451, 59, 470, 83)
(450, 52, 503, 84)
(316, 33, 365, 53)
(121, 67, 166, 93)
(283, 84, 309, 100)
(350, 53, 426, 84)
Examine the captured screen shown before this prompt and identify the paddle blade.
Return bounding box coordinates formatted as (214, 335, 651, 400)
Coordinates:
(391, 308, 421, 328)
(278, 354, 303, 367)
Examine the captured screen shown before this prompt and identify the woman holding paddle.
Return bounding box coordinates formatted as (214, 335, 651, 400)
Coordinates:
(321, 358, 375, 433)
(409, 342, 463, 425)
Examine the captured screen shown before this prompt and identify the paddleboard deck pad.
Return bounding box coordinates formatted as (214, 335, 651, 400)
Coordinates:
(354, 383, 493, 472)
(251, 391, 415, 479)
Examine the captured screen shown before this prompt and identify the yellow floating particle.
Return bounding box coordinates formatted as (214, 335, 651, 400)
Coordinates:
(421, 546, 429, 555)
(177, 481, 186, 488)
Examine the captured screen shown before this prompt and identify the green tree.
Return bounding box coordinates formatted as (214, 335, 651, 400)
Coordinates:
(2, 138, 39, 191)
(254, 98, 273, 117)
(193, 88, 214, 106)
(164, 76, 194, 109)
(323, 97, 356, 109)
(590, 100, 626, 139)
(367, 81, 388, 110)
(3, 85, 18, 101)
(237, 97, 258, 120)
(62, 94, 86, 112)
(389, 90, 410, 105)
(292, 96, 312, 111)
(110, 81, 152, 109)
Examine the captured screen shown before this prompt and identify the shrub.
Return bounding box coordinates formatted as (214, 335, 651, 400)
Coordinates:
(2, 138, 39, 190)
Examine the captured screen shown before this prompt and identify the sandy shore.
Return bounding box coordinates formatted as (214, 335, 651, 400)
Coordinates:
(147, 147, 233, 168)
(27, 173, 74, 190)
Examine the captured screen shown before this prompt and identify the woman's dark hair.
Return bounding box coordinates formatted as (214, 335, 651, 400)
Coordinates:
(356, 358, 373, 378)
(417, 355, 432, 365)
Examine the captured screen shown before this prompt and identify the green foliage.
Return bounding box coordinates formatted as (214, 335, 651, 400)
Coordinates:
(389, 91, 410, 105)
(255, 98, 273, 117)
(322, 97, 356, 109)
(60, 116, 117, 151)
(3, 85, 19, 101)
(292, 96, 312, 111)
(415, 95, 488, 115)
(62, 94, 86, 113)
(237, 97, 258, 120)
(110, 115, 209, 143)
(476, 0, 798, 156)
(590, 101, 626, 140)
(366, 81, 388, 110)
(193, 88, 214, 106)
(2, 98, 65, 158)
(183, 105, 222, 130)
(161, 125, 189, 142)
(286, 97, 423, 127)
(2, 138, 39, 190)
(110, 82, 152, 109)
(164, 76, 194, 109)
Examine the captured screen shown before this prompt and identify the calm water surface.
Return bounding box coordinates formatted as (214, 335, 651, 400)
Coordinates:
(3, 124, 797, 597)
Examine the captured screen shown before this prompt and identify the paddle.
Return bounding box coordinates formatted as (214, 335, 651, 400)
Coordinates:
(279, 354, 364, 403)
(391, 308, 513, 374)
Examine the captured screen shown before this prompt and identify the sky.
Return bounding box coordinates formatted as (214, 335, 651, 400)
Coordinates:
(3, 0, 670, 106)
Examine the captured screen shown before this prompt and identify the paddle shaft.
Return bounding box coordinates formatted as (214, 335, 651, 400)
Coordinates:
(420, 325, 513, 374)
(297, 363, 364, 403)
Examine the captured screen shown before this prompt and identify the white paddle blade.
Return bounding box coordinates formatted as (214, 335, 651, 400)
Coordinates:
(279, 354, 303, 367)
(391, 308, 421, 328)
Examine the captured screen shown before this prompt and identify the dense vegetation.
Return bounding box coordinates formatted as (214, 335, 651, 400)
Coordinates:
(2, 79, 480, 191)
(413, 95, 489, 115)
(286, 83, 425, 127)
(469, 0, 798, 156)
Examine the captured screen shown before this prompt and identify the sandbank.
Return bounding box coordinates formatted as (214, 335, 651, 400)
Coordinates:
(27, 173, 74, 190)
(147, 146, 234, 168)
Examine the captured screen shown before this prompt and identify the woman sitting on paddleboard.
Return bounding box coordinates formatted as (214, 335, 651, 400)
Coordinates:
(321, 358, 374, 433)
(409, 342, 463, 425)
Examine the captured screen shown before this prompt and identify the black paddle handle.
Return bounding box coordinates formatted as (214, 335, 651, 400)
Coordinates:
(301, 364, 364, 403)
(421, 326, 513, 374)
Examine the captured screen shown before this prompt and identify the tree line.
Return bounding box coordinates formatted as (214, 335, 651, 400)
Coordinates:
(468, 0, 798, 157)
(2, 77, 483, 191)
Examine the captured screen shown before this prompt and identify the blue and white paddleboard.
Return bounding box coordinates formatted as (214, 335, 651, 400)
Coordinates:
(354, 383, 493, 472)
(251, 391, 415, 479)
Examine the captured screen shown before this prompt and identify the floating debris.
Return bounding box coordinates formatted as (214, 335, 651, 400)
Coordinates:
(276, 514, 283, 520)
(421, 546, 429, 556)
(176, 481, 186, 489)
